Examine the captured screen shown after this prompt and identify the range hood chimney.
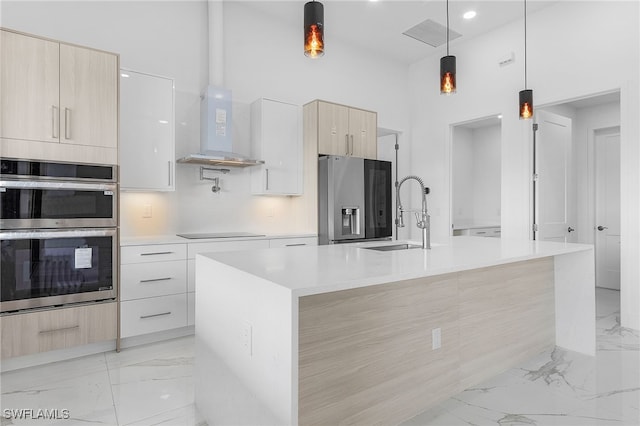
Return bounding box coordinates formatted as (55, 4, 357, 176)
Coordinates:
(178, 0, 263, 167)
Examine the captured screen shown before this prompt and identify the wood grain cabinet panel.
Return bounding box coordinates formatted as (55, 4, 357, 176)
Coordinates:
(312, 100, 377, 159)
(0, 28, 118, 164)
(297, 258, 556, 425)
(0, 29, 60, 143)
(458, 257, 555, 389)
(298, 273, 460, 426)
(0, 302, 117, 359)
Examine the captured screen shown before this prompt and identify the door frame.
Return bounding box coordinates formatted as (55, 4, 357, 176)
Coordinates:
(591, 126, 621, 289)
(448, 114, 503, 236)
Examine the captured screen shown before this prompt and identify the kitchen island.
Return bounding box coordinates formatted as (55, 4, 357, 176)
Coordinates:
(194, 236, 595, 426)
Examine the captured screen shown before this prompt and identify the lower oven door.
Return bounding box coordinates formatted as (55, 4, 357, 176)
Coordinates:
(0, 228, 117, 313)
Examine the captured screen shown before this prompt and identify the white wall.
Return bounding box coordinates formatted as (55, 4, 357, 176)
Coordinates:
(472, 125, 501, 225)
(452, 127, 473, 226)
(1, 0, 208, 236)
(172, 1, 411, 236)
(1, 1, 410, 238)
(452, 124, 501, 228)
(408, 0, 639, 329)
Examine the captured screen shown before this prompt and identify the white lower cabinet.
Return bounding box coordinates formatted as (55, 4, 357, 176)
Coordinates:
(120, 294, 187, 338)
(121, 236, 316, 339)
(120, 244, 188, 338)
(454, 227, 501, 238)
(121, 260, 186, 300)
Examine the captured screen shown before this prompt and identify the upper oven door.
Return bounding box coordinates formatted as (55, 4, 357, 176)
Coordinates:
(0, 180, 117, 229)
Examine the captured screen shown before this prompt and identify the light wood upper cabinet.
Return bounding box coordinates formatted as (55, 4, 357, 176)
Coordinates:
(60, 44, 118, 149)
(348, 107, 377, 159)
(0, 30, 60, 143)
(0, 29, 118, 164)
(313, 100, 377, 159)
(317, 101, 350, 157)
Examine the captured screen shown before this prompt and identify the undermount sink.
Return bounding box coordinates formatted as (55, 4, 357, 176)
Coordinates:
(363, 243, 423, 251)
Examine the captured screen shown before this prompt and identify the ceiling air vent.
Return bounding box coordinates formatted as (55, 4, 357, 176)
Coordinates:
(403, 19, 462, 48)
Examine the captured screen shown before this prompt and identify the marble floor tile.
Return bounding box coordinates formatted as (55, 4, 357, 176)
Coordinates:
(2, 289, 637, 426)
(0, 370, 116, 426)
(123, 404, 206, 426)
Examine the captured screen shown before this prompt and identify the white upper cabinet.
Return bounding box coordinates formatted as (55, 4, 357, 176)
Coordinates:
(250, 98, 302, 196)
(120, 69, 175, 191)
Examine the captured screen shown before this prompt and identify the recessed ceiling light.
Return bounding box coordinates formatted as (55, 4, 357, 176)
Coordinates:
(463, 10, 476, 20)
(121, 73, 130, 78)
(497, 114, 503, 119)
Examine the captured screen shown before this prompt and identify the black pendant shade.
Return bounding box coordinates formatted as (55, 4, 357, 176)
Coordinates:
(304, 1, 324, 58)
(519, 89, 533, 119)
(519, 0, 533, 119)
(440, 0, 456, 94)
(440, 55, 456, 94)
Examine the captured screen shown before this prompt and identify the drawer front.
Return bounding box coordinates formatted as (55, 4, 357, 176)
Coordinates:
(1, 302, 116, 359)
(120, 294, 187, 338)
(269, 237, 318, 248)
(187, 292, 195, 326)
(187, 239, 268, 259)
(121, 244, 186, 264)
(469, 227, 500, 237)
(121, 260, 187, 301)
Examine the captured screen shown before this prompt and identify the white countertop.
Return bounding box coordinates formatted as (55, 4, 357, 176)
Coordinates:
(199, 236, 593, 296)
(120, 233, 317, 246)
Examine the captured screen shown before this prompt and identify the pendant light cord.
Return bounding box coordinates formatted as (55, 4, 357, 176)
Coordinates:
(446, 0, 450, 56)
(524, 0, 528, 88)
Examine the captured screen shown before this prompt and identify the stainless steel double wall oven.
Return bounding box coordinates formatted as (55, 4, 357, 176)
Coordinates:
(0, 158, 118, 313)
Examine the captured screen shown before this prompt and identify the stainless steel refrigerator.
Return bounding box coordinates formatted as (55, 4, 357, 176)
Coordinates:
(318, 155, 392, 245)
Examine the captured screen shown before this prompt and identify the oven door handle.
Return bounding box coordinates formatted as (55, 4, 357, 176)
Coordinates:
(0, 228, 117, 240)
(0, 180, 116, 192)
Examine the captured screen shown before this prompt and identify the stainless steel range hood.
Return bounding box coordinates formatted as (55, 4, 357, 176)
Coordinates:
(177, 86, 264, 167)
(177, 1, 263, 168)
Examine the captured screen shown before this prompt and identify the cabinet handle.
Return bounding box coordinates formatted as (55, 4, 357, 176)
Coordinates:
(140, 311, 171, 319)
(140, 251, 174, 256)
(345, 134, 350, 155)
(476, 231, 487, 234)
(64, 108, 71, 139)
(168, 161, 172, 186)
(39, 325, 79, 334)
(52, 105, 59, 138)
(139, 277, 172, 283)
(265, 168, 269, 191)
(350, 134, 354, 156)
(285, 243, 306, 247)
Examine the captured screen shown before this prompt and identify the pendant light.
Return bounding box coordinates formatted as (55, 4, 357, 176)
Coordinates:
(440, 0, 456, 94)
(519, 0, 533, 119)
(304, 1, 324, 58)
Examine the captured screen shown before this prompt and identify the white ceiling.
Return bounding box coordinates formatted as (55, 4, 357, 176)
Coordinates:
(239, 0, 559, 64)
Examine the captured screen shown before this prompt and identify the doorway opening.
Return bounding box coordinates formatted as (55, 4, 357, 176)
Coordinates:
(450, 115, 502, 237)
(535, 90, 621, 294)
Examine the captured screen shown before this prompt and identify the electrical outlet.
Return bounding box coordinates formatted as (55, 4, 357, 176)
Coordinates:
(432, 328, 442, 350)
(142, 204, 152, 218)
(241, 321, 252, 357)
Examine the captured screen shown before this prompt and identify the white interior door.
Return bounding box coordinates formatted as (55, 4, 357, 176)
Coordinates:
(535, 110, 572, 242)
(595, 129, 621, 290)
